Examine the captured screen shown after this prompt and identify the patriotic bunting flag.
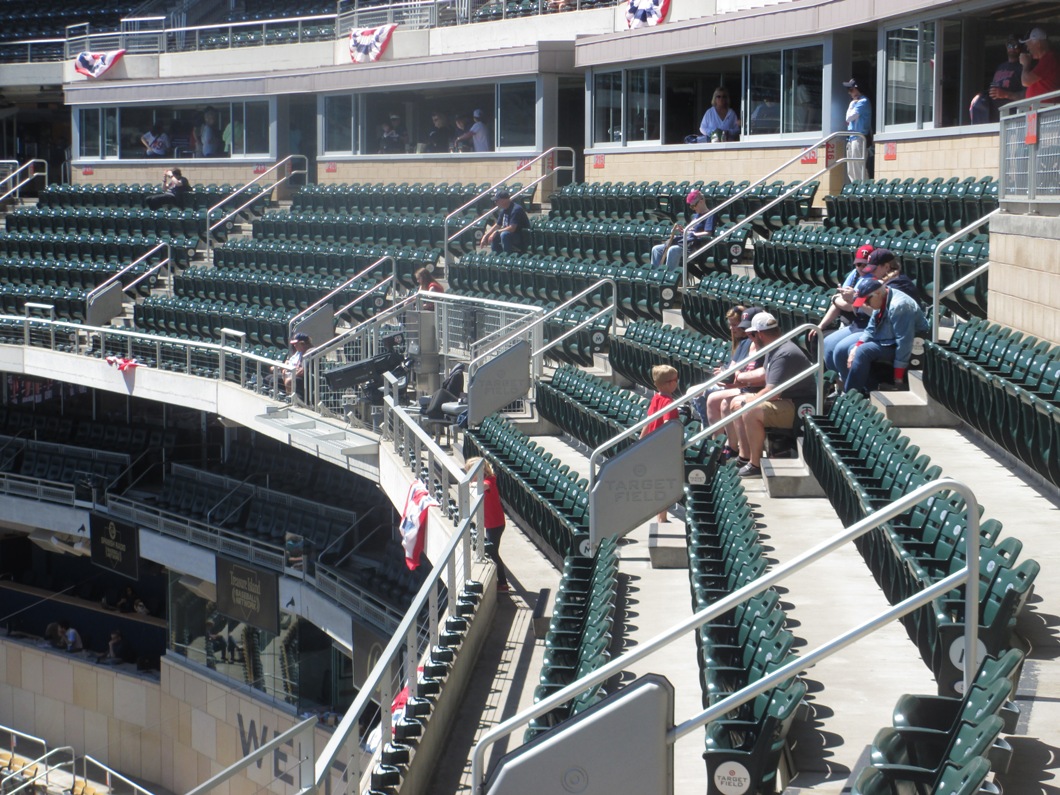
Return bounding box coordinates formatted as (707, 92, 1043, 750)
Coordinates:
(625, 0, 670, 28)
(105, 355, 141, 371)
(74, 49, 126, 79)
(400, 479, 439, 570)
(349, 24, 397, 63)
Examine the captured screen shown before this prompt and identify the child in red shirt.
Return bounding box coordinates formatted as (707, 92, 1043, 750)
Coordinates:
(465, 457, 509, 592)
(642, 364, 680, 523)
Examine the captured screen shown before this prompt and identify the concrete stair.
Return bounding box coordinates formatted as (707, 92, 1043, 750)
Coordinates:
(870, 371, 961, 427)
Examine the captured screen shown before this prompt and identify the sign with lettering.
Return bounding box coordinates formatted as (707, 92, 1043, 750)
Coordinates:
(884, 141, 897, 161)
(800, 148, 818, 165)
(216, 558, 280, 634)
(1026, 111, 1038, 145)
(593, 154, 606, 169)
(90, 512, 139, 580)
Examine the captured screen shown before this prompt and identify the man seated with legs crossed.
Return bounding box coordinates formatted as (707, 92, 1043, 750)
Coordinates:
(728, 312, 816, 478)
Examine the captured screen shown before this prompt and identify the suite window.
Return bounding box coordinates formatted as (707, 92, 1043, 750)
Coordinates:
(592, 71, 623, 144)
(77, 107, 118, 159)
(625, 68, 661, 143)
(592, 67, 661, 145)
(323, 95, 354, 154)
(885, 23, 935, 129)
(497, 82, 536, 148)
(745, 45, 823, 136)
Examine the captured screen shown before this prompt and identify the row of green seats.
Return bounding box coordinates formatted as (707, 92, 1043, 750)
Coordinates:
(449, 250, 680, 321)
(0, 231, 196, 267)
(0, 257, 155, 296)
(924, 318, 1060, 487)
(608, 320, 731, 391)
(18, 439, 129, 488)
(172, 267, 387, 319)
(824, 176, 998, 236)
(802, 391, 1039, 695)
(0, 411, 176, 456)
(6, 206, 220, 244)
(0, 283, 85, 322)
(294, 181, 522, 216)
(134, 296, 293, 351)
(38, 183, 266, 215)
(852, 649, 1023, 795)
(525, 537, 619, 739)
(252, 209, 477, 250)
(463, 414, 587, 558)
(683, 272, 830, 342)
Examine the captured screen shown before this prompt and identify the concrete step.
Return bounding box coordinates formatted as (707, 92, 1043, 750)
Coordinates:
(869, 371, 960, 427)
(256, 405, 378, 459)
(761, 442, 826, 498)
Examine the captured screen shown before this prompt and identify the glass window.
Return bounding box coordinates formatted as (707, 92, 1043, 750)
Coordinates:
(593, 71, 623, 144)
(243, 100, 270, 155)
(497, 82, 536, 148)
(625, 67, 661, 143)
(784, 45, 822, 133)
(747, 53, 782, 135)
(886, 23, 935, 128)
(324, 95, 353, 153)
(79, 109, 100, 158)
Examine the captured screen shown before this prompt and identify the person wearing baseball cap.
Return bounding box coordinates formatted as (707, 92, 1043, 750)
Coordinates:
(1019, 28, 1057, 99)
(277, 332, 313, 402)
(727, 312, 815, 477)
(480, 188, 531, 253)
(649, 188, 715, 272)
(834, 273, 930, 395)
(811, 243, 876, 374)
(843, 78, 872, 183)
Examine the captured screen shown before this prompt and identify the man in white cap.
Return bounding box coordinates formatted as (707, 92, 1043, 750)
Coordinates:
(727, 312, 815, 477)
(842, 78, 872, 182)
(1020, 28, 1058, 99)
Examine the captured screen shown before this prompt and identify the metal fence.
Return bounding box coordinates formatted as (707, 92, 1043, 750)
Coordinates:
(999, 87, 1060, 207)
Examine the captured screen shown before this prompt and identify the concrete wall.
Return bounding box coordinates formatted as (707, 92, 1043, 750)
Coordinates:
(988, 213, 1060, 345)
(70, 161, 283, 186)
(873, 131, 1000, 181)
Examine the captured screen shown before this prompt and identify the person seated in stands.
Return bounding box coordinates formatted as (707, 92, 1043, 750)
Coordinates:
(650, 189, 715, 271)
(279, 333, 312, 402)
(416, 267, 444, 309)
(425, 111, 454, 153)
(728, 312, 815, 478)
(480, 189, 531, 253)
(115, 585, 139, 613)
(694, 87, 740, 143)
(57, 619, 83, 652)
(98, 629, 126, 665)
(835, 276, 930, 395)
(694, 306, 766, 461)
(141, 122, 170, 157)
(867, 248, 924, 305)
(145, 168, 191, 211)
(810, 244, 877, 376)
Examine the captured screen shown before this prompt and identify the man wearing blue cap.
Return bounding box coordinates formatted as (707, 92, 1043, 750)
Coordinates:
(835, 274, 929, 394)
(843, 78, 872, 182)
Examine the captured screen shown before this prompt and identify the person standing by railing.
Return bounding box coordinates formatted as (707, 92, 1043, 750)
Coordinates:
(1020, 28, 1058, 99)
(843, 78, 872, 182)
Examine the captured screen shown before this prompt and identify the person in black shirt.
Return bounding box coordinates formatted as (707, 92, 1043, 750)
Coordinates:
(426, 112, 454, 154)
(145, 168, 191, 210)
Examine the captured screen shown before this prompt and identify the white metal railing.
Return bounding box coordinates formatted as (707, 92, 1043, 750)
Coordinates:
(0, 746, 73, 795)
(681, 131, 865, 285)
(206, 155, 308, 249)
(471, 476, 983, 794)
(999, 86, 1060, 206)
(931, 208, 999, 343)
(442, 146, 576, 269)
(288, 255, 394, 340)
(85, 241, 171, 306)
(82, 755, 159, 795)
(0, 160, 48, 205)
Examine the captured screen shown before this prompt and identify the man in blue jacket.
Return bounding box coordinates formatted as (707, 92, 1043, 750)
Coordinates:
(836, 277, 929, 394)
(843, 78, 872, 182)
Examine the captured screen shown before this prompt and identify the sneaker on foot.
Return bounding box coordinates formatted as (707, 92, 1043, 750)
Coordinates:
(738, 463, 762, 478)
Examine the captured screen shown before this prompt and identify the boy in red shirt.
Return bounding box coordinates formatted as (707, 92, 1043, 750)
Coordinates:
(465, 457, 509, 593)
(642, 364, 680, 523)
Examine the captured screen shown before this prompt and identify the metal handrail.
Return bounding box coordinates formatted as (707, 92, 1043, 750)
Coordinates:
(0, 159, 48, 205)
(206, 154, 308, 248)
(82, 755, 159, 795)
(681, 131, 865, 285)
(85, 241, 171, 305)
(931, 208, 1000, 342)
(442, 146, 576, 268)
(468, 278, 616, 373)
(288, 255, 394, 336)
(1, 746, 73, 795)
(470, 476, 982, 794)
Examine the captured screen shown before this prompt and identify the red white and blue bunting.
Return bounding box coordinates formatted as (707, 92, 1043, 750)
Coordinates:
(625, 0, 671, 28)
(73, 49, 126, 79)
(349, 24, 398, 63)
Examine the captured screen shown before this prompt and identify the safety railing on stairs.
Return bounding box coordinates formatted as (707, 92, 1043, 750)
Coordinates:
(681, 131, 867, 285)
(206, 155, 308, 249)
(287, 255, 395, 339)
(84, 241, 173, 326)
(1, 746, 74, 795)
(470, 476, 983, 795)
(931, 208, 1000, 343)
(442, 146, 576, 269)
(0, 159, 48, 205)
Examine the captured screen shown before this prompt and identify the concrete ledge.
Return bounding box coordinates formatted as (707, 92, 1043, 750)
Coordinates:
(870, 372, 960, 428)
(761, 452, 825, 498)
(647, 521, 688, 569)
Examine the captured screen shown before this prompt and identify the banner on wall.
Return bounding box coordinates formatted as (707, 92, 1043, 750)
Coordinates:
(73, 49, 125, 79)
(90, 512, 140, 581)
(625, 0, 671, 28)
(350, 24, 398, 63)
(216, 557, 280, 635)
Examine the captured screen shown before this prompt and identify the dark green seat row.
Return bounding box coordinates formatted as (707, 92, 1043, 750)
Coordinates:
(0, 283, 86, 322)
(685, 467, 805, 795)
(852, 649, 1023, 795)
(172, 266, 389, 320)
(924, 318, 1060, 487)
(463, 414, 587, 557)
(0, 256, 156, 297)
(525, 537, 619, 739)
(824, 176, 998, 236)
(215, 239, 439, 290)
(252, 209, 477, 251)
(0, 231, 196, 268)
(16, 438, 129, 489)
(293, 181, 527, 216)
(6, 206, 223, 244)
(449, 250, 680, 321)
(133, 295, 293, 352)
(608, 320, 731, 391)
(683, 272, 830, 341)
(802, 392, 1039, 695)
(0, 411, 176, 456)
(536, 364, 724, 468)
(38, 183, 267, 215)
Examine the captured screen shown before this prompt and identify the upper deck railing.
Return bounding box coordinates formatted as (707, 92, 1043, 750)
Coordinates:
(998, 86, 1060, 210)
